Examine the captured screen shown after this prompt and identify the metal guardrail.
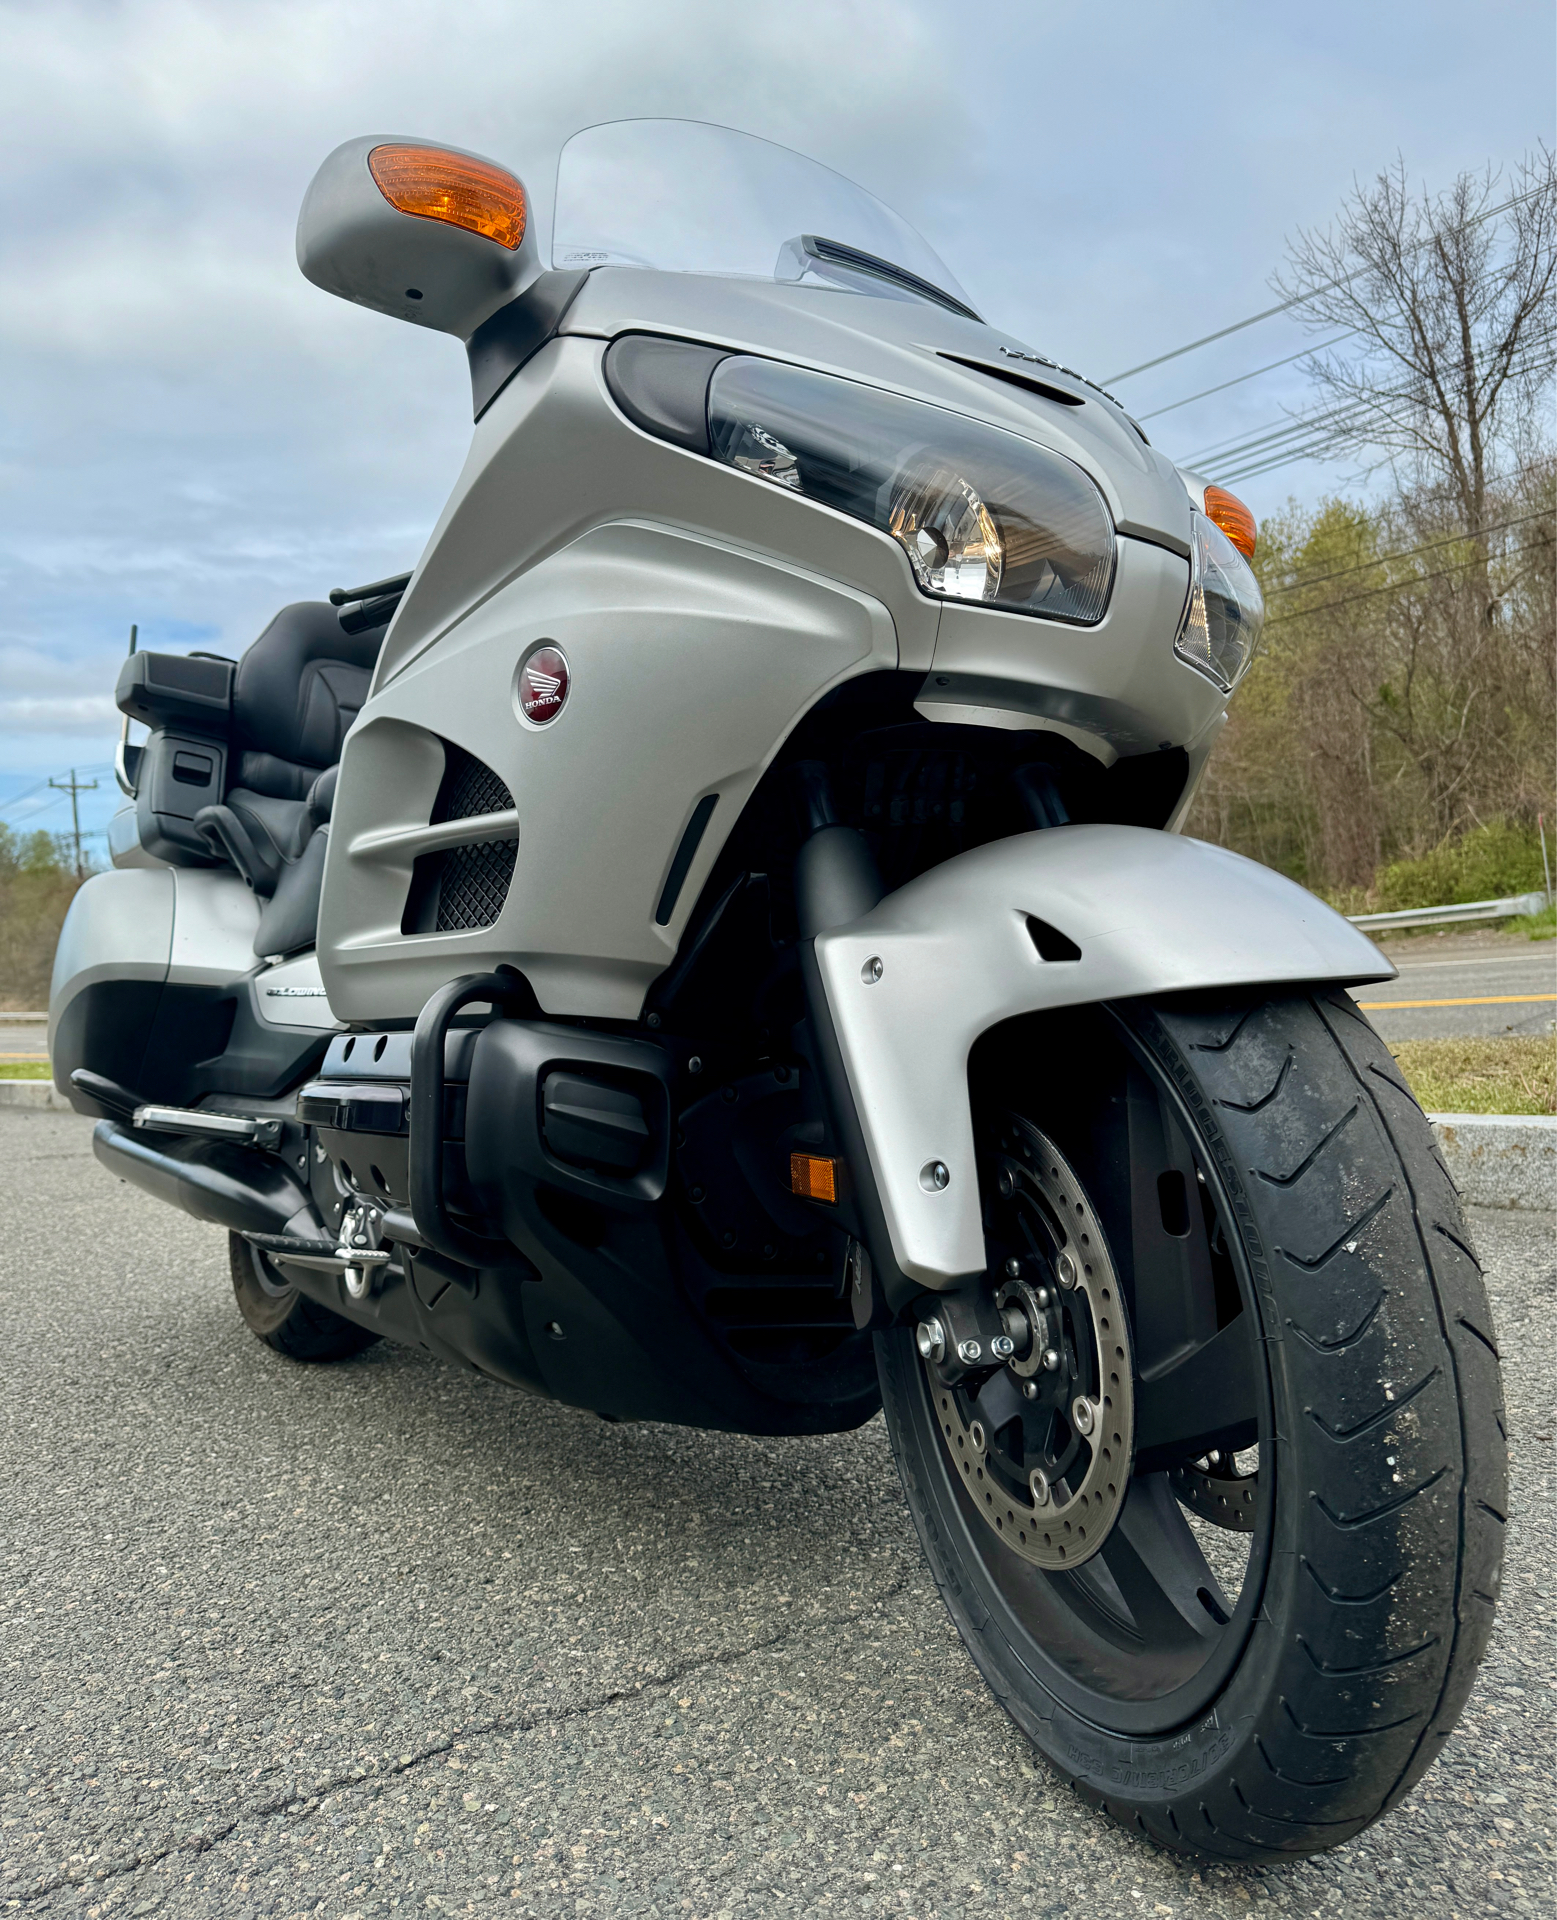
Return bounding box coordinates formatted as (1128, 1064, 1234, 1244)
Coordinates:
(1347, 891, 1550, 931)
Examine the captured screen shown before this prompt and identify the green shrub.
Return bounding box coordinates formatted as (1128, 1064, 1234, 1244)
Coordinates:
(0, 827, 88, 1010)
(1374, 819, 1550, 911)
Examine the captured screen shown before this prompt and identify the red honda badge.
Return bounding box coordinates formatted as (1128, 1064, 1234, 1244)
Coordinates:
(517, 644, 569, 724)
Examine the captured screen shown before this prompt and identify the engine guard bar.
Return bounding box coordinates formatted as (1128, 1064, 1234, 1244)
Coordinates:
(91, 1119, 324, 1241)
(409, 968, 532, 1267)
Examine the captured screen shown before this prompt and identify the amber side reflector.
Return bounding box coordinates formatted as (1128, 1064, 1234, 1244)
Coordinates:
(368, 144, 527, 251)
(1203, 484, 1257, 559)
(790, 1152, 839, 1205)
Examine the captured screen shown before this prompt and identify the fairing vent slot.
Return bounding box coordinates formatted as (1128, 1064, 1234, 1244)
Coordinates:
(401, 743, 519, 935)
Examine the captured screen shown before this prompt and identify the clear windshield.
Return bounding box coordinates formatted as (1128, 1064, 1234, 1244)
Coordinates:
(551, 119, 978, 320)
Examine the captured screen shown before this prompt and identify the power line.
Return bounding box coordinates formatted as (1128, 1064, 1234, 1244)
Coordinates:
(0, 774, 61, 819)
(1215, 427, 1380, 486)
(1104, 185, 1543, 384)
(1136, 336, 1353, 422)
(1176, 329, 1557, 483)
(0, 763, 113, 805)
(0, 762, 115, 827)
(1263, 535, 1546, 627)
(49, 770, 100, 878)
(1180, 394, 1374, 472)
(1265, 511, 1552, 595)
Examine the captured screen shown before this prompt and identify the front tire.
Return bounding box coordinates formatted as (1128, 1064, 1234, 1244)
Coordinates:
(229, 1232, 381, 1362)
(879, 988, 1505, 1862)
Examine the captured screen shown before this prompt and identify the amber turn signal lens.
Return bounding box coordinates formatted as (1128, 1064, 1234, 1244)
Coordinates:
(1203, 484, 1257, 559)
(368, 144, 527, 251)
(790, 1152, 839, 1205)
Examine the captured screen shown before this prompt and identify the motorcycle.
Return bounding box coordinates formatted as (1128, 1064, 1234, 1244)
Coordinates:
(52, 119, 1504, 1861)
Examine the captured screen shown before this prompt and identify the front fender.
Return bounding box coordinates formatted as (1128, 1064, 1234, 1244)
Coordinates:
(813, 825, 1392, 1292)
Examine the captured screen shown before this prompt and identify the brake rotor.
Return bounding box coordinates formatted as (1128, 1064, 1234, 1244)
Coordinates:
(926, 1118, 1134, 1572)
(1169, 1450, 1260, 1532)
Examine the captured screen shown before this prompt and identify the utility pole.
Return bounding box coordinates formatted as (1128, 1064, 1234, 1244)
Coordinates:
(49, 768, 99, 878)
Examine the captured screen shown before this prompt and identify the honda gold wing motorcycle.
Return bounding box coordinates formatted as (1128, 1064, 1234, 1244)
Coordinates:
(52, 120, 1504, 1862)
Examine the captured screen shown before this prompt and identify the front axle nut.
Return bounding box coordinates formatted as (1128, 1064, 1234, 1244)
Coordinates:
(915, 1316, 947, 1364)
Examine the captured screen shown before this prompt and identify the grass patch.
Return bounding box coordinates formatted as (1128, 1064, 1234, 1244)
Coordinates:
(1391, 1036, 1556, 1116)
(0, 1061, 51, 1080)
(1508, 901, 1556, 940)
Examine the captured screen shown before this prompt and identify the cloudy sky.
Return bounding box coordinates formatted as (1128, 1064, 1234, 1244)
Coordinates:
(1, 0, 1551, 855)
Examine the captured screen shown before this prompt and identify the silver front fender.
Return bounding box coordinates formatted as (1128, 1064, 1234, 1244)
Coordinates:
(812, 825, 1393, 1290)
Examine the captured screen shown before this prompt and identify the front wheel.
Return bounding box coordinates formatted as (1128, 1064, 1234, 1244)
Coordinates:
(879, 988, 1505, 1862)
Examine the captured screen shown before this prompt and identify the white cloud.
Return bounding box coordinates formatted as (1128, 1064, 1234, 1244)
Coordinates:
(0, 0, 1549, 825)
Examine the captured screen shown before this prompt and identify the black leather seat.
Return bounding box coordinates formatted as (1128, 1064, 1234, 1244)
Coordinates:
(192, 602, 385, 957)
(225, 602, 382, 879)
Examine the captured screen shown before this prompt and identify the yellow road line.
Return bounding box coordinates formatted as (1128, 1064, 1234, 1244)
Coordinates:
(1355, 994, 1557, 1010)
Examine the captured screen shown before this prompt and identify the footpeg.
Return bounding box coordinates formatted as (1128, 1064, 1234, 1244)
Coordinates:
(134, 1104, 282, 1149)
(243, 1200, 393, 1297)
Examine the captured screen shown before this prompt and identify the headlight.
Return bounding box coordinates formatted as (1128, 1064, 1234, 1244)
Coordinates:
(1174, 510, 1263, 690)
(706, 357, 1116, 624)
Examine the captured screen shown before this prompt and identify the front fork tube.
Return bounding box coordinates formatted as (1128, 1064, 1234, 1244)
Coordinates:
(789, 775, 910, 1326)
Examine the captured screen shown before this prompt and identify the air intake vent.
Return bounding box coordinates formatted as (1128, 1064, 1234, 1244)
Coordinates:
(401, 742, 518, 935)
(433, 744, 513, 827)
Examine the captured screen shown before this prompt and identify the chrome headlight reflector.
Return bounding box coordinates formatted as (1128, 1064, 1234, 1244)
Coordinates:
(707, 357, 1116, 624)
(1174, 510, 1264, 691)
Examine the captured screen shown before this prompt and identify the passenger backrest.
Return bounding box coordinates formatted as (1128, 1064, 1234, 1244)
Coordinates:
(231, 602, 384, 798)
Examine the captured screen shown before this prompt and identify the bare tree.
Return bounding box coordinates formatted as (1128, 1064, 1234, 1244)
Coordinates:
(1273, 150, 1557, 616)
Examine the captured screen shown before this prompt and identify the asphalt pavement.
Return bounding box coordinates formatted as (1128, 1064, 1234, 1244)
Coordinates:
(2, 1109, 1554, 1920)
(1354, 934, 1556, 1042)
(0, 1021, 48, 1063)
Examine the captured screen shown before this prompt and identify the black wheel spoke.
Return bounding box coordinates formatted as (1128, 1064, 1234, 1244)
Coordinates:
(1133, 1314, 1260, 1471)
(1090, 1474, 1226, 1646)
(970, 1364, 1025, 1439)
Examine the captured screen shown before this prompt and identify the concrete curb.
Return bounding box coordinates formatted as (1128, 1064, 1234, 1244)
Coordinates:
(1430, 1113, 1556, 1210)
(0, 1081, 74, 1112)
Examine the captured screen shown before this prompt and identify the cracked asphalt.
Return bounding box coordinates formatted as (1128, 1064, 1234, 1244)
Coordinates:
(2, 1108, 1553, 1919)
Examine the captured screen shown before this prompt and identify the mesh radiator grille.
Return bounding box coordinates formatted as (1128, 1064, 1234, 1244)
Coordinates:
(433, 836, 518, 932)
(433, 747, 514, 828)
(403, 742, 518, 935)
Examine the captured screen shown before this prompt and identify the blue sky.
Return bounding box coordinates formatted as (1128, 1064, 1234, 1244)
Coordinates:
(1, 0, 1552, 857)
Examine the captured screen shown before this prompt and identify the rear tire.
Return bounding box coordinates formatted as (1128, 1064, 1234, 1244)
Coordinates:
(228, 1231, 381, 1362)
(879, 988, 1505, 1862)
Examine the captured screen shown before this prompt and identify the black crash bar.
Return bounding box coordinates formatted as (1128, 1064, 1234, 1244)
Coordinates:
(91, 1120, 323, 1240)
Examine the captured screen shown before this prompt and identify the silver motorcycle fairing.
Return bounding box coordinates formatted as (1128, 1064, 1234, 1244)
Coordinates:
(378, 275, 1195, 697)
(554, 269, 1192, 557)
(49, 868, 339, 1103)
(811, 824, 1394, 1290)
(318, 333, 1222, 1022)
(319, 512, 896, 1023)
